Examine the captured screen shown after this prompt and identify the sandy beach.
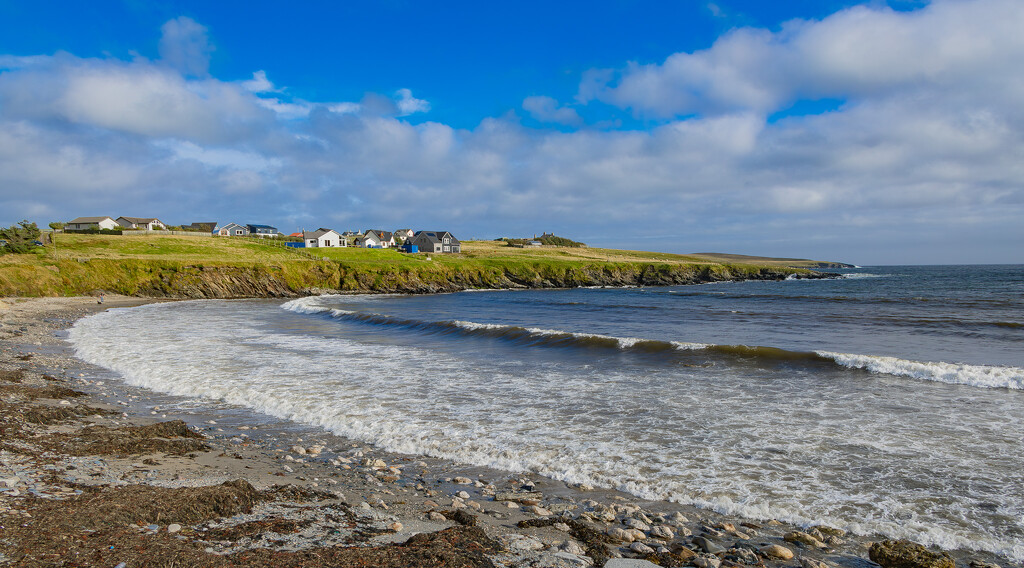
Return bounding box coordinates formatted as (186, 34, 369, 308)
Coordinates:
(0, 296, 1008, 568)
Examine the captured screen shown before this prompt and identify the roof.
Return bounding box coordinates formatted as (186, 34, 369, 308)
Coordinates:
(68, 216, 114, 223)
(118, 217, 161, 224)
(247, 224, 277, 230)
(303, 228, 338, 239)
(413, 231, 459, 245)
(364, 229, 394, 240)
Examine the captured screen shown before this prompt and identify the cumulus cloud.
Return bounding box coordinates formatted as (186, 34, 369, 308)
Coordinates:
(0, 6, 1022, 264)
(583, 0, 1024, 118)
(522, 96, 582, 126)
(158, 16, 214, 77)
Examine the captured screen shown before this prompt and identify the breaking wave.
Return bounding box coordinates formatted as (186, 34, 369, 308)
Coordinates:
(283, 297, 1024, 390)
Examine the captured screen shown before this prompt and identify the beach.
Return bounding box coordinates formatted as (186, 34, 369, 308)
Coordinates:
(0, 295, 1015, 568)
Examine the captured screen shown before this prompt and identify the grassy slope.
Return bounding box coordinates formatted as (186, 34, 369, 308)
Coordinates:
(0, 234, 836, 297)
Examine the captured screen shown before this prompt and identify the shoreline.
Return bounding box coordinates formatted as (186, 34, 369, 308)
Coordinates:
(0, 296, 1013, 568)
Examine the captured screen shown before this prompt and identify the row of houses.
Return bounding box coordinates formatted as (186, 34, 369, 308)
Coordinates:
(65, 216, 462, 253)
(299, 228, 461, 253)
(67, 216, 169, 231)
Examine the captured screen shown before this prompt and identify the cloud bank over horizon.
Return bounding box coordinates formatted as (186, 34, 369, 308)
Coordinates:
(1, 2, 1022, 265)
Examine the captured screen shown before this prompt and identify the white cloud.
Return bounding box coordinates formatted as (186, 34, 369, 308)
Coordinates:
(583, 0, 1024, 118)
(327, 102, 361, 114)
(158, 16, 214, 77)
(394, 88, 430, 116)
(522, 96, 582, 126)
(242, 70, 276, 93)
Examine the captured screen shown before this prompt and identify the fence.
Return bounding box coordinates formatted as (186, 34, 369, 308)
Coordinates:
(120, 230, 212, 237)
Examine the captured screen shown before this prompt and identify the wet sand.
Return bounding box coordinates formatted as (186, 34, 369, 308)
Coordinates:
(0, 296, 1008, 567)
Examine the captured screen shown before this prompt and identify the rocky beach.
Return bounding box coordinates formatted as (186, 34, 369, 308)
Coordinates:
(0, 296, 1014, 568)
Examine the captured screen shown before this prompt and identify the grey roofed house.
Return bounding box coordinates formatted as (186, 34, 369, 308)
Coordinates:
(216, 222, 249, 236)
(410, 230, 461, 253)
(360, 229, 395, 248)
(303, 228, 343, 247)
(116, 216, 167, 230)
(186, 222, 217, 232)
(67, 216, 119, 230)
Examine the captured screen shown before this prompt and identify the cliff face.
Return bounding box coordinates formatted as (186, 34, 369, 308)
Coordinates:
(0, 258, 834, 298)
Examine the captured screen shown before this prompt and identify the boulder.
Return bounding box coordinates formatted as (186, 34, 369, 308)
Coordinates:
(868, 540, 955, 568)
(786, 530, 828, 548)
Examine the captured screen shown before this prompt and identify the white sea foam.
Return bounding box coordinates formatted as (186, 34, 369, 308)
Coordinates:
(818, 351, 1024, 390)
(66, 299, 1024, 563)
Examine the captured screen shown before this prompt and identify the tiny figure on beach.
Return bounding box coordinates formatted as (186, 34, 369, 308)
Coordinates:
(98, 294, 104, 304)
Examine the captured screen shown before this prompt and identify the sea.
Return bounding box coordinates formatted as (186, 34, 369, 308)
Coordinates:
(67, 265, 1024, 561)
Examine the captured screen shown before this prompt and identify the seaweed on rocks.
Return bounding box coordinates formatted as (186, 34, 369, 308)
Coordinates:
(518, 517, 614, 567)
(49, 419, 212, 457)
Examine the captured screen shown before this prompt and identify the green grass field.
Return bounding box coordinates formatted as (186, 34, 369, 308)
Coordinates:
(0, 233, 839, 297)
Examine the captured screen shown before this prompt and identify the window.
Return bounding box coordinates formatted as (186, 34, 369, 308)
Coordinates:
(443, 238, 450, 244)
(235, 230, 243, 235)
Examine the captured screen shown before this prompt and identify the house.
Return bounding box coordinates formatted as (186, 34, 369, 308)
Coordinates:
(67, 216, 118, 231)
(288, 232, 303, 238)
(527, 240, 543, 247)
(116, 217, 167, 230)
(246, 224, 279, 238)
(303, 228, 343, 248)
(357, 230, 395, 248)
(393, 229, 414, 242)
(215, 223, 249, 236)
(185, 222, 217, 232)
(410, 231, 461, 253)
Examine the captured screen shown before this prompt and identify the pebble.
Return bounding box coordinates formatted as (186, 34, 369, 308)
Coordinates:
(624, 518, 651, 531)
(630, 542, 655, 555)
(428, 512, 447, 521)
(561, 540, 587, 556)
(693, 555, 722, 568)
(525, 505, 552, 516)
(453, 476, 473, 484)
(762, 544, 795, 560)
(607, 527, 635, 543)
(167, 524, 182, 534)
(456, 490, 470, 499)
(389, 522, 403, 532)
(785, 530, 828, 548)
(650, 525, 673, 540)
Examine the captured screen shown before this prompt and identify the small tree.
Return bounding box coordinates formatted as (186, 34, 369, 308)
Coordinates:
(0, 220, 42, 253)
(48, 221, 66, 231)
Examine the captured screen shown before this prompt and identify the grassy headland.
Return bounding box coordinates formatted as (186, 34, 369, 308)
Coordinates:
(0, 233, 843, 298)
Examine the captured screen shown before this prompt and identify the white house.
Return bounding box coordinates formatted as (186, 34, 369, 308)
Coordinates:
(303, 228, 343, 248)
(216, 223, 249, 236)
(67, 216, 118, 231)
(358, 229, 395, 248)
(116, 217, 167, 230)
(393, 229, 414, 242)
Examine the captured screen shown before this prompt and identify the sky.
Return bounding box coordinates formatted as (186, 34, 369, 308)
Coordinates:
(1, 0, 1022, 265)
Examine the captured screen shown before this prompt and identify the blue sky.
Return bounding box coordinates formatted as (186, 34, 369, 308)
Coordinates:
(1, 0, 1021, 265)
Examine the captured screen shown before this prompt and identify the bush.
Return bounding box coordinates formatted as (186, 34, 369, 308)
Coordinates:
(65, 228, 124, 235)
(0, 221, 42, 253)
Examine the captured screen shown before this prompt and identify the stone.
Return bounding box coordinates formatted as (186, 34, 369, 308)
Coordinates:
(786, 530, 828, 548)
(630, 542, 655, 555)
(694, 537, 725, 554)
(494, 490, 544, 503)
(694, 554, 723, 568)
(671, 511, 690, 524)
(607, 527, 635, 543)
(561, 540, 587, 555)
(501, 534, 544, 552)
(670, 544, 698, 561)
(604, 559, 662, 568)
(802, 559, 833, 568)
(813, 525, 847, 538)
(0, 477, 20, 488)
(389, 522, 403, 532)
(526, 505, 553, 516)
(456, 490, 470, 499)
(868, 540, 955, 568)
(624, 518, 651, 532)
(428, 512, 447, 521)
(453, 476, 473, 484)
(550, 551, 595, 568)
(625, 528, 647, 541)
(167, 524, 182, 534)
(554, 522, 572, 532)
(650, 525, 673, 540)
(761, 544, 795, 560)
(290, 445, 306, 455)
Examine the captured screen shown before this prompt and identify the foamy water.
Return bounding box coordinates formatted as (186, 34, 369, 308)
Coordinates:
(67, 266, 1024, 561)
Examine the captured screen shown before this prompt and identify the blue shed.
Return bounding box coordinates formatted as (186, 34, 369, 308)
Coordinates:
(399, 242, 418, 253)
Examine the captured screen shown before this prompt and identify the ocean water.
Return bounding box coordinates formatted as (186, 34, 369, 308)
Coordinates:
(67, 265, 1024, 560)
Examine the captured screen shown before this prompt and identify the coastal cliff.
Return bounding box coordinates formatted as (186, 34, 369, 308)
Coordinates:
(0, 258, 832, 298)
